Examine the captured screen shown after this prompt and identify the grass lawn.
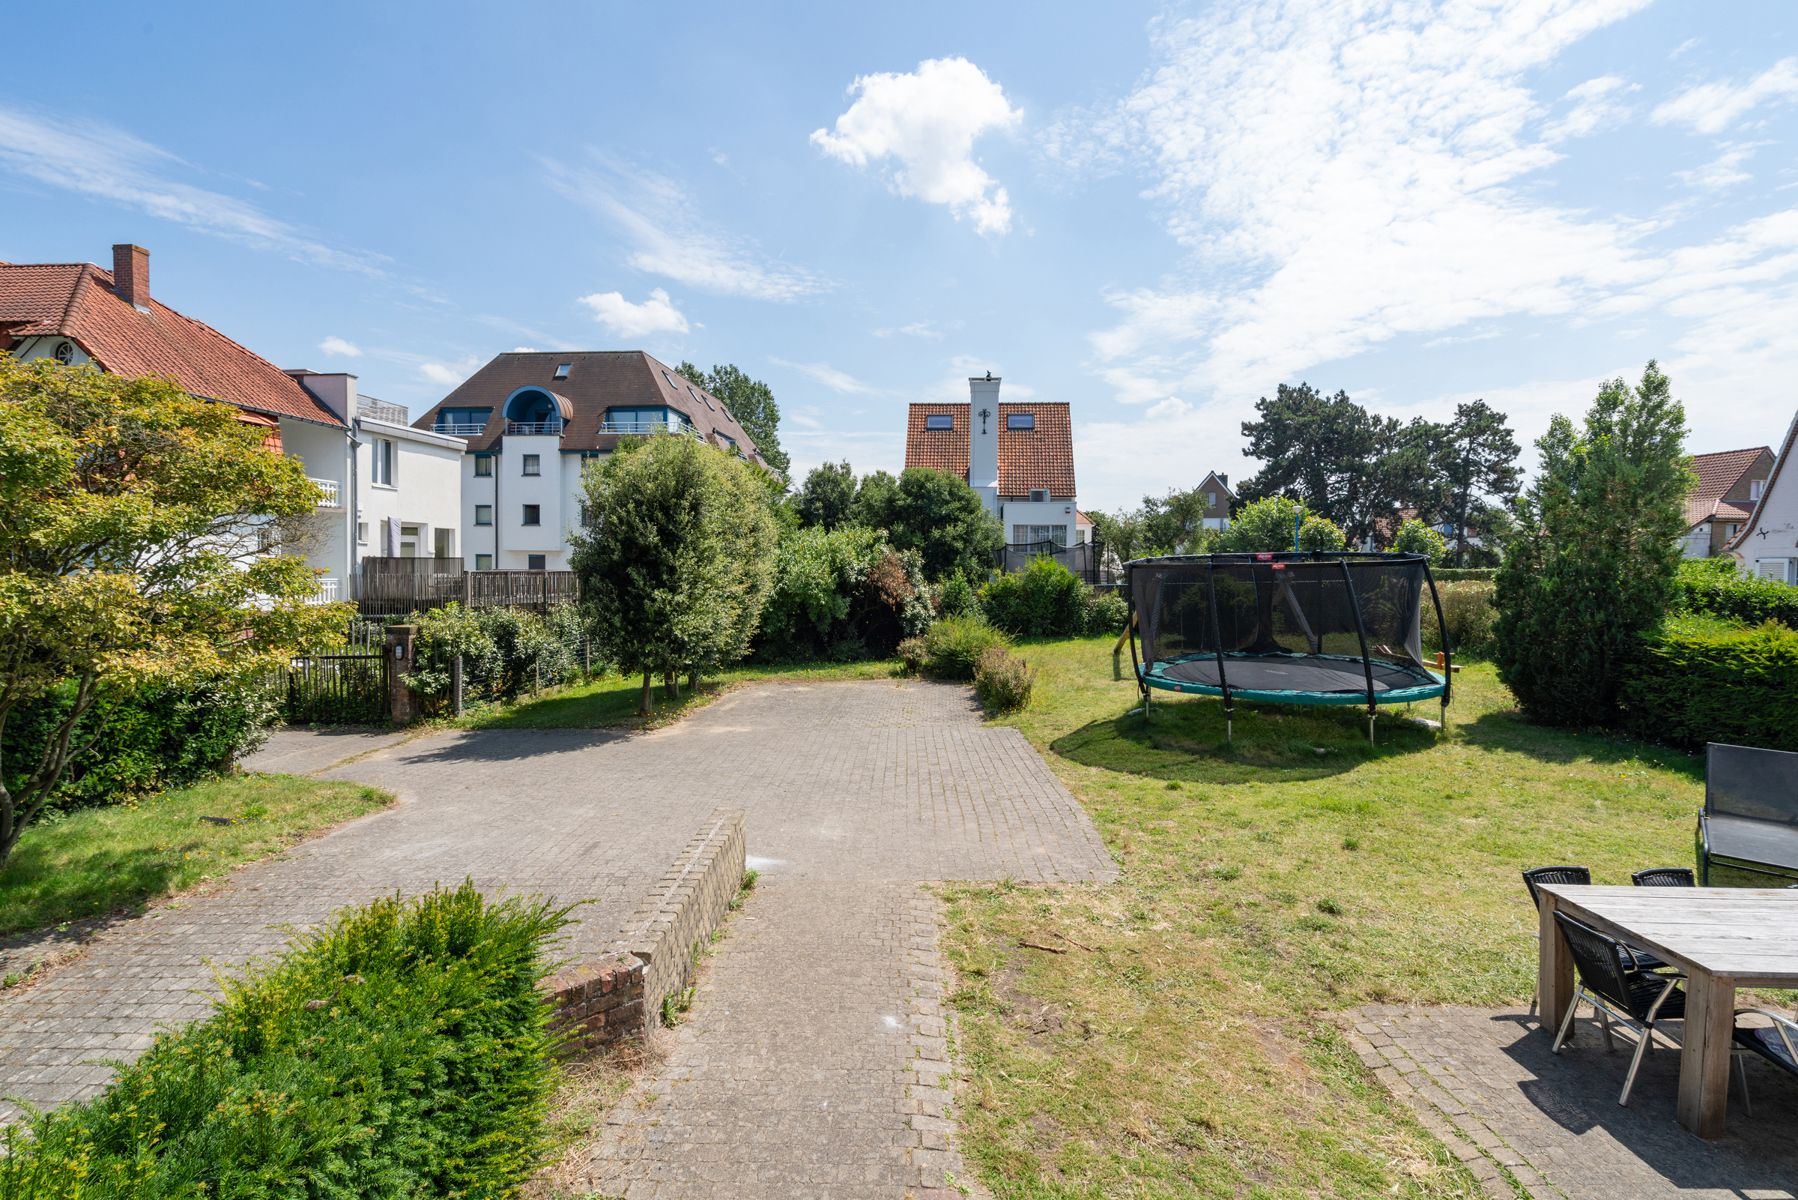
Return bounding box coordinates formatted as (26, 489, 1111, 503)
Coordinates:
(942, 635, 1707, 1199)
(449, 658, 903, 729)
(0, 774, 391, 938)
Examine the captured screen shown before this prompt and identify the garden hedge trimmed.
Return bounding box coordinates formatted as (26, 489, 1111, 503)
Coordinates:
(1618, 616, 1798, 751)
(0, 884, 568, 1199)
(1672, 558, 1798, 629)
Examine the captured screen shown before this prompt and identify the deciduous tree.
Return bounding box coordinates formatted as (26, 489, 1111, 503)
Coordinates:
(793, 460, 857, 530)
(1215, 496, 1346, 553)
(0, 358, 342, 866)
(849, 467, 1003, 582)
(678, 361, 790, 476)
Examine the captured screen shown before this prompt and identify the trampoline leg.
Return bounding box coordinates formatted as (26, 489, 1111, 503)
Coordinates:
(1366, 708, 1376, 748)
(1225, 704, 1234, 744)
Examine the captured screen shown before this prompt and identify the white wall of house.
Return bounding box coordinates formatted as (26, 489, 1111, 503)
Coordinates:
(1000, 496, 1077, 547)
(968, 376, 1001, 515)
(276, 416, 355, 597)
(486, 434, 572, 570)
(1732, 414, 1798, 583)
(1680, 522, 1713, 559)
(355, 417, 465, 563)
(10, 335, 93, 367)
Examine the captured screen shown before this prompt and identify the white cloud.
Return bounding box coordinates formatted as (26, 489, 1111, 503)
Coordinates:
(1677, 143, 1759, 192)
(546, 157, 826, 301)
(0, 106, 386, 275)
(811, 57, 1023, 235)
(1049, 0, 1798, 512)
(419, 354, 484, 388)
(318, 335, 362, 358)
(1653, 56, 1798, 135)
(1542, 75, 1638, 142)
(873, 319, 955, 340)
(770, 356, 880, 395)
(577, 287, 690, 338)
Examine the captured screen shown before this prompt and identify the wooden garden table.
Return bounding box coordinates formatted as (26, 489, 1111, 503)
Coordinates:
(1537, 883, 1798, 1138)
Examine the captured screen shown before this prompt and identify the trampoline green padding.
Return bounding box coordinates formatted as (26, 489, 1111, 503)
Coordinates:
(1125, 551, 1453, 742)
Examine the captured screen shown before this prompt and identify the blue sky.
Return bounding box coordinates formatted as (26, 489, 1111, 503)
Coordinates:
(4, 0, 1796, 510)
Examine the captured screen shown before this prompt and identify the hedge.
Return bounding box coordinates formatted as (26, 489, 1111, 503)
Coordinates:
(0, 884, 568, 1199)
(1672, 558, 1798, 629)
(1420, 581, 1497, 660)
(1428, 567, 1496, 583)
(979, 558, 1130, 638)
(1617, 615, 1798, 751)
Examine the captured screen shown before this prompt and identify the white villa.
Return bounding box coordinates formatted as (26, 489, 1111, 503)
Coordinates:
(0, 244, 464, 601)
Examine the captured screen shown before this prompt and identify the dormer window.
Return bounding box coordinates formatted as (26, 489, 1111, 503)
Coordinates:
(553, 362, 571, 380)
(1006, 413, 1035, 430)
(1751, 478, 1766, 501)
(925, 413, 954, 431)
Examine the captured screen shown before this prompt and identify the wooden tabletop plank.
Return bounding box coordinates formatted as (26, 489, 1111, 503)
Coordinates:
(1538, 884, 1798, 982)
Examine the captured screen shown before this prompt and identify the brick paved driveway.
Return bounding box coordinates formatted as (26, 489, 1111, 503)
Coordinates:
(0, 678, 1115, 1200)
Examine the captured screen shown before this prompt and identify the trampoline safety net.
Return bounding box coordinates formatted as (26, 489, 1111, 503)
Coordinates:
(1129, 552, 1444, 705)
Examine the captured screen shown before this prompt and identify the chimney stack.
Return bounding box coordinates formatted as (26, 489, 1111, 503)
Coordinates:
(968, 373, 1002, 516)
(112, 244, 150, 310)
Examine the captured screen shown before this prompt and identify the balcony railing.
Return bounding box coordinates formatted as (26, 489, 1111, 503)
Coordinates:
(598, 420, 697, 437)
(505, 420, 564, 436)
(310, 477, 341, 507)
(433, 420, 489, 436)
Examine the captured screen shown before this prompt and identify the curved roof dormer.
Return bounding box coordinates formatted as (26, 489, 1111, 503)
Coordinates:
(503, 386, 572, 434)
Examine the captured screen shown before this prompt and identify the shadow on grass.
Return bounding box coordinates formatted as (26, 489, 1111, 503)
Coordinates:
(1455, 707, 1703, 778)
(0, 837, 203, 938)
(1051, 692, 1441, 785)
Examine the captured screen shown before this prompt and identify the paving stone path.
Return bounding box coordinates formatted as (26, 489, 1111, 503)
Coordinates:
(1350, 1003, 1798, 1199)
(0, 679, 1116, 1200)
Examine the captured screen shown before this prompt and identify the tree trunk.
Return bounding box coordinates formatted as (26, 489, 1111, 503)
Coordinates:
(687, 668, 700, 694)
(640, 671, 652, 715)
(663, 671, 680, 700)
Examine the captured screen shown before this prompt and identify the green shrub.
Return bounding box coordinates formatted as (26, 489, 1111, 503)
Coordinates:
(757, 525, 930, 660)
(920, 617, 1010, 681)
(1391, 518, 1447, 563)
(1, 673, 279, 811)
(897, 636, 928, 675)
(1082, 589, 1130, 636)
(1430, 567, 1497, 583)
(0, 883, 567, 1198)
(980, 557, 1087, 637)
(1421, 581, 1498, 660)
(974, 646, 1035, 713)
(937, 573, 981, 619)
(1216, 496, 1346, 553)
(1618, 615, 1798, 750)
(1672, 557, 1798, 629)
(410, 603, 589, 712)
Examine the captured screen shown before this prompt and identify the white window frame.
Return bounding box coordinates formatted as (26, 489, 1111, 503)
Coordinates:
(1011, 523, 1068, 548)
(371, 438, 396, 487)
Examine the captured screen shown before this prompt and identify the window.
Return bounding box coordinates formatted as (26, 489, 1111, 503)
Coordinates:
(602, 406, 690, 434)
(527, 553, 547, 571)
(1028, 488, 1050, 503)
(371, 438, 395, 487)
(553, 362, 571, 380)
(434, 406, 491, 435)
(522, 453, 541, 476)
(522, 504, 541, 526)
(1725, 523, 1741, 540)
(1006, 413, 1035, 430)
(1755, 559, 1798, 584)
(1751, 478, 1766, 501)
(475, 553, 494, 571)
(434, 529, 455, 559)
(357, 521, 369, 544)
(925, 413, 954, 431)
(1010, 524, 1068, 548)
(474, 456, 493, 477)
(475, 504, 493, 526)
(1207, 492, 1218, 507)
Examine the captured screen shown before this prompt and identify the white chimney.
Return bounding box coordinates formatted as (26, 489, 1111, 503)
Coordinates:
(968, 372, 1001, 515)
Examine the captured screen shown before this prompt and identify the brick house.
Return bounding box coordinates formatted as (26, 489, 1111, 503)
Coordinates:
(1684, 445, 1774, 559)
(1194, 470, 1235, 531)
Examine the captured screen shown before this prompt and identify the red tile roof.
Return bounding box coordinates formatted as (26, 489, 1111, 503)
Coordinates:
(0, 260, 340, 425)
(1685, 446, 1772, 527)
(905, 402, 1076, 497)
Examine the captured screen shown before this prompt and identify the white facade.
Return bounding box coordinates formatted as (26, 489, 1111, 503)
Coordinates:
(461, 438, 594, 571)
(1002, 497, 1079, 548)
(1731, 413, 1798, 584)
(968, 375, 1002, 516)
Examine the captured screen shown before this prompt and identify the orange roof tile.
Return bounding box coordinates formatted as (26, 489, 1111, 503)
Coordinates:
(1685, 446, 1772, 527)
(0, 260, 340, 425)
(904, 401, 1076, 497)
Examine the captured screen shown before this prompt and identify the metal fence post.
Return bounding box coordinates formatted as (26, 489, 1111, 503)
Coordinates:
(452, 654, 464, 716)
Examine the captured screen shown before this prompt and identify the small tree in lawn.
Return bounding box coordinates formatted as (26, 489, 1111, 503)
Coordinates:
(1391, 518, 1448, 564)
(1215, 496, 1346, 553)
(1493, 362, 1692, 727)
(571, 435, 777, 713)
(0, 357, 344, 866)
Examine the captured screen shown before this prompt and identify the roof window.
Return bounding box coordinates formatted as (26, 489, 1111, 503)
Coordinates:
(1006, 413, 1035, 430)
(926, 413, 954, 431)
(553, 362, 571, 380)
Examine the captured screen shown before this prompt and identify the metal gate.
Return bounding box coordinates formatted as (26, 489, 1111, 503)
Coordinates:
(282, 651, 390, 725)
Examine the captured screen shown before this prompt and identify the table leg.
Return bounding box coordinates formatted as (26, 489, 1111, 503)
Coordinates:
(1537, 892, 1573, 1033)
(1677, 969, 1736, 1139)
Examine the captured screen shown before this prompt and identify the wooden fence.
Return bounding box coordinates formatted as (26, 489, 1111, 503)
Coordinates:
(356, 557, 578, 616)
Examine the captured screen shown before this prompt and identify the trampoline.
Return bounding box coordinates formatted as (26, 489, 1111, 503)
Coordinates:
(1125, 551, 1451, 742)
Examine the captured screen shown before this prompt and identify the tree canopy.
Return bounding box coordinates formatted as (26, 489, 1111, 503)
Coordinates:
(1493, 362, 1692, 727)
(570, 433, 777, 711)
(0, 357, 342, 864)
(1437, 400, 1522, 566)
(852, 467, 1003, 582)
(1215, 496, 1346, 553)
(677, 361, 789, 477)
(793, 460, 857, 530)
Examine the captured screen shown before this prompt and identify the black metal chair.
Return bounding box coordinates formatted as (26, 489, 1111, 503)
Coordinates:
(1522, 867, 1673, 1016)
(1631, 867, 1696, 888)
(1551, 912, 1686, 1105)
(1732, 1008, 1797, 1115)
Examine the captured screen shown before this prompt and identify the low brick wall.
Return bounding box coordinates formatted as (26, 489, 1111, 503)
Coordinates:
(543, 806, 746, 1049)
